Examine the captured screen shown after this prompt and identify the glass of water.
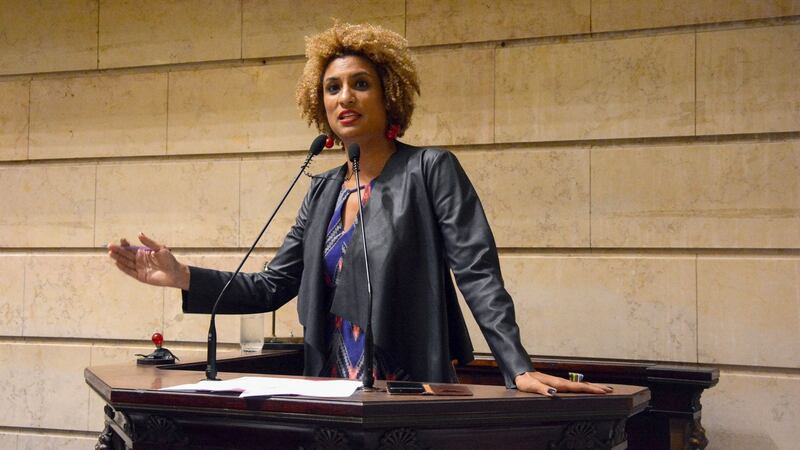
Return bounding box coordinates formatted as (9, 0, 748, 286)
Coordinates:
(240, 313, 264, 352)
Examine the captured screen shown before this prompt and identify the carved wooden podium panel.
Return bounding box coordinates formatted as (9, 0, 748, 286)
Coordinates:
(86, 351, 650, 450)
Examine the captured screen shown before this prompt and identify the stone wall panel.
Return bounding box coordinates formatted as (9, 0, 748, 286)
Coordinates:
(496, 34, 694, 142)
(240, 154, 342, 248)
(163, 254, 268, 344)
(0, 433, 16, 449)
(407, 0, 589, 46)
(0, 80, 29, 161)
(95, 160, 240, 248)
(591, 140, 800, 248)
(0, 256, 26, 336)
(16, 434, 96, 450)
(99, 0, 241, 68)
(243, 0, 405, 58)
(698, 257, 800, 368)
(703, 370, 800, 450)
(455, 148, 590, 248)
(0, 343, 90, 430)
(0, 0, 97, 75)
(460, 255, 697, 363)
(697, 24, 800, 135)
(23, 254, 163, 339)
(0, 164, 95, 247)
(404, 48, 494, 146)
(593, 0, 800, 32)
(30, 73, 167, 159)
(168, 64, 317, 155)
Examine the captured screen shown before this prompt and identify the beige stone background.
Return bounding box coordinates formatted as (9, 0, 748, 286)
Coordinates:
(0, 0, 798, 448)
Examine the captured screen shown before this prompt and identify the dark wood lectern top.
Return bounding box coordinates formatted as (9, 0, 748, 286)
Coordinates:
(86, 355, 649, 429)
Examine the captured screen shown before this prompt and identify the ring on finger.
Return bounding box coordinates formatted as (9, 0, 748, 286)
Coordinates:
(568, 372, 584, 383)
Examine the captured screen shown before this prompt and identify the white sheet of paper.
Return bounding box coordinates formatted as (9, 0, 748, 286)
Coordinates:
(160, 376, 361, 398)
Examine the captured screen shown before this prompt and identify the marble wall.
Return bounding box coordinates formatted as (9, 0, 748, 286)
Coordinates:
(0, 1, 797, 448)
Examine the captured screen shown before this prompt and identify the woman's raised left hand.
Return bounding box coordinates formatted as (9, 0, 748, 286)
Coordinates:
(515, 371, 613, 396)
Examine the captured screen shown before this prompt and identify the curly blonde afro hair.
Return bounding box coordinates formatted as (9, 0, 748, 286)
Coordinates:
(296, 22, 421, 140)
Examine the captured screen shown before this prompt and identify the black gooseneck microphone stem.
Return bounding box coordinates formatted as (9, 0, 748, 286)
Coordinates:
(205, 136, 326, 381)
(348, 144, 376, 390)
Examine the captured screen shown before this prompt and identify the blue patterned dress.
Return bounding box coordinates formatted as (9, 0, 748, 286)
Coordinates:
(322, 181, 407, 381)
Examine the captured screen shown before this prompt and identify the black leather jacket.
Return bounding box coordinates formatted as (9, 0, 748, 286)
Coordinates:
(183, 143, 534, 387)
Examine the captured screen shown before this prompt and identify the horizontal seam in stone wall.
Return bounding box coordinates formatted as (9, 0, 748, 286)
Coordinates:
(0, 249, 276, 256)
(0, 54, 306, 81)
(0, 335, 234, 350)
(2, 248, 798, 257)
(0, 149, 313, 166)
(476, 352, 800, 375)
(498, 248, 800, 257)
(493, 15, 800, 50)
(0, 426, 98, 439)
(448, 131, 800, 151)
(2, 132, 799, 167)
(1, 16, 798, 80)
(710, 364, 800, 377)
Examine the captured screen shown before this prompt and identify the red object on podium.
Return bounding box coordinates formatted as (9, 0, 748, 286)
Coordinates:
(151, 332, 164, 348)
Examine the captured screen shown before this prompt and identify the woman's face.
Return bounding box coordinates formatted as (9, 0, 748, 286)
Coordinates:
(322, 55, 387, 146)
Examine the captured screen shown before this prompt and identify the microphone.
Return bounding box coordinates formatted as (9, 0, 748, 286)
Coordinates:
(347, 144, 376, 390)
(205, 134, 327, 381)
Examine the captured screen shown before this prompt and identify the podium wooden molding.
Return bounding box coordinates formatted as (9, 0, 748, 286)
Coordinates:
(163, 344, 720, 449)
(458, 354, 719, 450)
(86, 350, 650, 450)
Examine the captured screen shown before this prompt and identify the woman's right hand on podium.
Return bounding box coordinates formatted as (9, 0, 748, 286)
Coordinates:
(107, 232, 190, 290)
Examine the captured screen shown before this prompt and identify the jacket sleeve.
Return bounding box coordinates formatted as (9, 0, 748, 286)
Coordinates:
(180, 180, 314, 315)
(426, 150, 534, 388)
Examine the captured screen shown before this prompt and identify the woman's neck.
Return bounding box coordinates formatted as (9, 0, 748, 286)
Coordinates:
(342, 136, 396, 185)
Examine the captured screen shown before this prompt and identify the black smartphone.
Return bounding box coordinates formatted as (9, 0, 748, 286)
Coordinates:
(386, 381, 425, 394)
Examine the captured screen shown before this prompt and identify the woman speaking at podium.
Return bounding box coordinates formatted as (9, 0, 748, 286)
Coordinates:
(108, 23, 609, 397)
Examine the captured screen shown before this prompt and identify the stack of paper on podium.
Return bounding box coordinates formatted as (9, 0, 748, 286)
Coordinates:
(161, 376, 361, 398)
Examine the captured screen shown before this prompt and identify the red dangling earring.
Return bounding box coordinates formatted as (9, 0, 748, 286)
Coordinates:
(385, 124, 400, 141)
(325, 135, 334, 148)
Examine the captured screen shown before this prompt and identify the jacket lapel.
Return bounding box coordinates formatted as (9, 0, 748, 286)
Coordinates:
(330, 149, 407, 327)
(297, 164, 347, 328)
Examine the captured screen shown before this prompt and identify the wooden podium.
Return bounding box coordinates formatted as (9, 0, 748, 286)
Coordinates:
(86, 349, 650, 450)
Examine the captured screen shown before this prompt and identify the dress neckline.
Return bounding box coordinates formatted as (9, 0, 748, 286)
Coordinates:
(340, 178, 376, 194)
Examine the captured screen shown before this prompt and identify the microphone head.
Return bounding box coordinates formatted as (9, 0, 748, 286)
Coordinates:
(347, 143, 361, 162)
(309, 134, 327, 156)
